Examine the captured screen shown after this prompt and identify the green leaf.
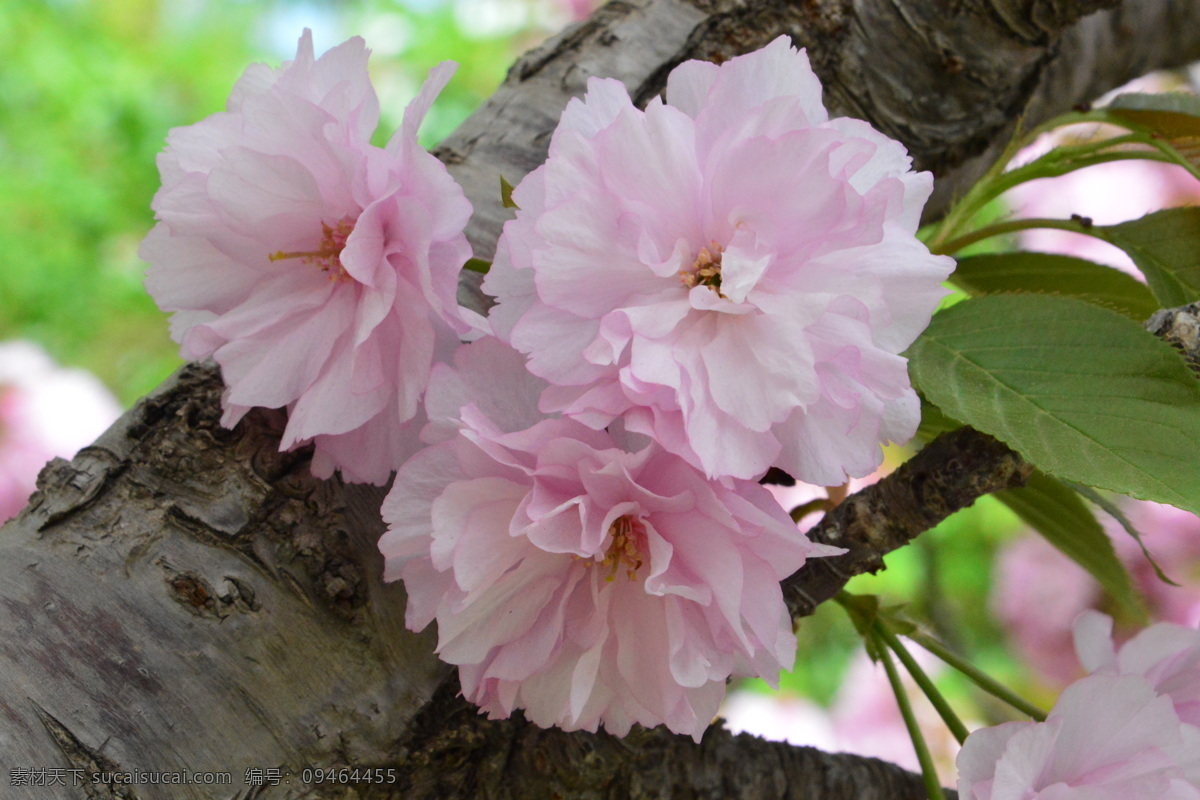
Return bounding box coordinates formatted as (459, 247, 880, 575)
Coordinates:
(1066, 482, 1179, 587)
(907, 294, 1200, 516)
(915, 395, 962, 442)
(1107, 92, 1200, 139)
(952, 252, 1160, 321)
(463, 258, 491, 274)
(500, 175, 520, 209)
(997, 472, 1144, 619)
(1091, 209, 1200, 307)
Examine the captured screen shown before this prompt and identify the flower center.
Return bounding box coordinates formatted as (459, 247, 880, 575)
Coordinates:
(679, 241, 725, 298)
(591, 515, 646, 583)
(269, 219, 355, 282)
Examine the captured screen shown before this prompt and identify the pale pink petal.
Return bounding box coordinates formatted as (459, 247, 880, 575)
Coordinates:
(486, 37, 951, 484)
(556, 78, 635, 140)
(1074, 611, 1200, 728)
(379, 339, 835, 740)
(664, 58, 721, 119)
(959, 673, 1199, 800)
(143, 35, 474, 483)
(689, 36, 827, 154)
(396, 61, 456, 147)
(1074, 610, 1119, 672)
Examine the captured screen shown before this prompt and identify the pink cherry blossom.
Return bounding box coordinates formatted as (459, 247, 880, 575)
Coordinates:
(141, 30, 478, 485)
(992, 533, 1102, 685)
(379, 336, 840, 741)
(957, 674, 1200, 800)
(1075, 611, 1200, 727)
(484, 36, 953, 483)
(0, 342, 121, 522)
(994, 501, 1200, 686)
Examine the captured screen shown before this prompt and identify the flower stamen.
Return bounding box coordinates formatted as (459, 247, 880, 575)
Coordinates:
(679, 240, 726, 298)
(270, 219, 354, 282)
(601, 515, 644, 582)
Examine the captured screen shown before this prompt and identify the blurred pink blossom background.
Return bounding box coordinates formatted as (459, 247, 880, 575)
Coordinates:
(0, 341, 122, 522)
(995, 500, 1200, 686)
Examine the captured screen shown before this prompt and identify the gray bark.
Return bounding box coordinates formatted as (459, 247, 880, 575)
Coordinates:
(4, 1, 1200, 798)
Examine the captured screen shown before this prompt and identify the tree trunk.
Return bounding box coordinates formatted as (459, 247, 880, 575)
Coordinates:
(4, 1, 1200, 798)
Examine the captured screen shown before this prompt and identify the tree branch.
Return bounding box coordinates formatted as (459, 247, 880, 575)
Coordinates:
(4, 363, 950, 799)
(783, 429, 1032, 619)
(5, 1, 1200, 797)
(381, 672, 947, 800)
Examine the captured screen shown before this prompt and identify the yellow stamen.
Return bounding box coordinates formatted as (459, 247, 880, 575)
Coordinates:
(600, 515, 644, 583)
(269, 219, 354, 282)
(679, 240, 726, 298)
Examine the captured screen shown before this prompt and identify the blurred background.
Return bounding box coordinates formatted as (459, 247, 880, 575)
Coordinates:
(0, 0, 594, 408)
(2, 0, 1199, 785)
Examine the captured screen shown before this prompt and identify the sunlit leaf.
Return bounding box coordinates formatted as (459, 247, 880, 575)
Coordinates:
(952, 252, 1159, 321)
(908, 294, 1200, 516)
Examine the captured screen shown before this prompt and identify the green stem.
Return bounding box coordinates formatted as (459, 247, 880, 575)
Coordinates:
(932, 216, 1092, 256)
(923, 105, 1200, 254)
(908, 631, 1047, 722)
(877, 625, 970, 745)
(937, 137, 1140, 240)
(955, 146, 1168, 228)
(1019, 109, 1113, 143)
(875, 637, 947, 800)
(924, 109, 1111, 252)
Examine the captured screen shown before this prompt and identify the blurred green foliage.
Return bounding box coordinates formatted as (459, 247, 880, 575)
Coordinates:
(0, 0, 551, 404)
(1, 0, 245, 403)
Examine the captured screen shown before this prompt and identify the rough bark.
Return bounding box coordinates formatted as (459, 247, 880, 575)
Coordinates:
(4, 1, 1200, 798)
(378, 673, 936, 800)
(783, 429, 1032, 619)
(2, 366, 445, 800)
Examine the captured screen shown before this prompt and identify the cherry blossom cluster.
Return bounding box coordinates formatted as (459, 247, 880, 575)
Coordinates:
(142, 33, 951, 740)
(380, 337, 840, 738)
(957, 612, 1200, 799)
